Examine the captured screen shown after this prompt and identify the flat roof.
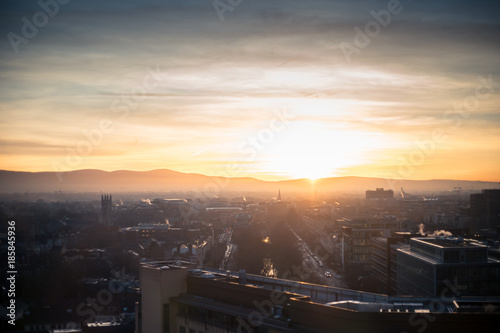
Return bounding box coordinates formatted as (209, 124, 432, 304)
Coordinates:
(141, 259, 195, 270)
(206, 207, 243, 211)
(412, 237, 487, 249)
(397, 248, 440, 265)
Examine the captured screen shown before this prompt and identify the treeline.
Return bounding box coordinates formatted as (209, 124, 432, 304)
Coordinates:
(233, 219, 302, 278)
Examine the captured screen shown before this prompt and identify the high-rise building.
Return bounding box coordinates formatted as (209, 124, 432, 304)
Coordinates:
(371, 235, 405, 295)
(470, 189, 500, 231)
(397, 237, 500, 296)
(371, 232, 422, 296)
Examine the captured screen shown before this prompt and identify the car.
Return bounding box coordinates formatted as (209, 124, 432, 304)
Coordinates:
(324, 271, 332, 278)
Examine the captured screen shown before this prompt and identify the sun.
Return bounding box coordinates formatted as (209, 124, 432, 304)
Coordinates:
(263, 121, 378, 180)
(265, 149, 339, 180)
(271, 155, 335, 180)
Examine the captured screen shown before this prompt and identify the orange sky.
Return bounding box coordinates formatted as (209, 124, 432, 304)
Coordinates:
(1, 1, 499, 182)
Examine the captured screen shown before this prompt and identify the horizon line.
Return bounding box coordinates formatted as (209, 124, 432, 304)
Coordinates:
(1, 168, 499, 184)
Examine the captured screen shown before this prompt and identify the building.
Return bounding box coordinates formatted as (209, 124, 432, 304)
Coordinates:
(342, 217, 400, 269)
(470, 189, 500, 231)
(371, 232, 422, 295)
(101, 194, 113, 226)
(366, 188, 394, 200)
(203, 206, 243, 228)
(234, 213, 252, 229)
(121, 224, 183, 242)
(82, 314, 135, 332)
(371, 235, 405, 295)
(397, 237, 500, 296)
(365, 188, 396, 208)
(138, 260, 500, 333)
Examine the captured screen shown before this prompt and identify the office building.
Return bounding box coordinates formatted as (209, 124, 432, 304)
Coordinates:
(138, 260, 499, 333)
(397, 237, 500, 296)
(371, 233, 421, 295)
(470, 189, 500, 231)
(342, 218, 400, 269)
(371, 236, 405, 295)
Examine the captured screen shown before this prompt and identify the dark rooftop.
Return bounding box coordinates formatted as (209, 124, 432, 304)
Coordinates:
(415, 237, 487, 248)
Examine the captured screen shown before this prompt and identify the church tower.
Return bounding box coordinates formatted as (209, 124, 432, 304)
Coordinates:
(101, 194, 113, 226)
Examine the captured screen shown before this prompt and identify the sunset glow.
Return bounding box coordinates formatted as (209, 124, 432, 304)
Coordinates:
(1, 0, 499, 182)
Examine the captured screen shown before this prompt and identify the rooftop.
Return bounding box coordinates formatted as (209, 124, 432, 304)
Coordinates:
(413, 237, 488, 249)
(140, 259, 195, 270)
(142, 260, 499, 314)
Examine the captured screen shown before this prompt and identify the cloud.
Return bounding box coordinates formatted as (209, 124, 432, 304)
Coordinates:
(0, 0, 499, 179)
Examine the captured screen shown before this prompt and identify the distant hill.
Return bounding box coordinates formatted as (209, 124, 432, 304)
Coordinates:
(0, 169, 498, 195)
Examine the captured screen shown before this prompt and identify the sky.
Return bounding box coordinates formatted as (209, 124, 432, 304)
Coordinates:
(1, 0, 499, 181)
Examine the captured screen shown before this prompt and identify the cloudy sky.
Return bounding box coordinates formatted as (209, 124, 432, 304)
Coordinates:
(1, 0, 499, 181)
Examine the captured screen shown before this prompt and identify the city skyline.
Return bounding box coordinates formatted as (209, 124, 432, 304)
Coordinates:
(1, 0, 500, 182)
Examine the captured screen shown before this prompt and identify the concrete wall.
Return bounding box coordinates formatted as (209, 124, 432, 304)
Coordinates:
(140, 264, 188, 333)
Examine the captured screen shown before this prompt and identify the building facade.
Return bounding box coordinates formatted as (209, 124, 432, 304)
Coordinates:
(342, 218, 400, 268)
(397, 237, 500, 296)
(470, 189, 500, 231)
(371, 236, 406, 295)
(138, 261, 500, 333)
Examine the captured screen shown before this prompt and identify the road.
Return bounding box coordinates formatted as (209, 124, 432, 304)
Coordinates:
(219, 229, 233, 270)
(291, 228, 345, 288)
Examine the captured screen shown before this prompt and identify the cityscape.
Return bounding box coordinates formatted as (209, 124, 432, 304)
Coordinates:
(1, 0, 500, 333)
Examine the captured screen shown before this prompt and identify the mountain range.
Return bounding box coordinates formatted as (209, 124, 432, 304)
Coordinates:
(0, 169, 498, 195)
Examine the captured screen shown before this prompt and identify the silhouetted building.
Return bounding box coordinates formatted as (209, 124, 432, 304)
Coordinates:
(366, 188, 394, 200)
(101, 194, 113, 226)
(470, 189, 500, 231)
(365, 188, 396, 208)
(397, 237, 500, 296)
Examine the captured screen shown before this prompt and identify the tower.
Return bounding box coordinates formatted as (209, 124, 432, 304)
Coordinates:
(101, 194, 113, 226)
(277, 189, 282, 202)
